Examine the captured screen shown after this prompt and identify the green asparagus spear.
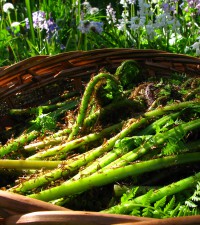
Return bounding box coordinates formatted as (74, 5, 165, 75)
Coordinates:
(103, 171, 200, 214)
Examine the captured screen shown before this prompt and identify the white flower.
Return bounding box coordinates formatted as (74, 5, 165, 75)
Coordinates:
(127, 0, 135, 4)
(106, 3, 117, 24)
(192, 42, 200, 50)
(120, 0, 128, 8)
(151, 0, 159, 3)
(82, 1, 91, 11)
(191, 39, 200, 55)
(196, 48, 200, 55)
(89, 7, 99, 15)
(129, 16, 146, 31)
(3, 3, 14, 13)
(11, 22, 20, 27)
(146, 22, 156, 39)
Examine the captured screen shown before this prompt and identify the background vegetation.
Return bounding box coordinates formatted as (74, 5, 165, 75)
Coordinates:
(0, 0, 200, 66)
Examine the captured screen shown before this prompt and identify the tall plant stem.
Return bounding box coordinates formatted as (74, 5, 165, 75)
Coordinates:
(0, 131, 39, 157)
(25, 0, 36, 45)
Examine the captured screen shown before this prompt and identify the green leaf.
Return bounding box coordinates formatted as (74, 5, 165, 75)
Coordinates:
(164, 196, 175, 213)
(185, 200, 197, 208)
(121, 186, 139, 203)
(142, 207, 153, 217)
(130, 207, 141, 216)
(141, 189, 154, 205)
(154, 196, 166, 209)
(0, 29, 12, 43)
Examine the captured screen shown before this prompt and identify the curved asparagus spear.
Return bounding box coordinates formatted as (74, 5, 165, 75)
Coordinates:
(68, 73, 121, 141)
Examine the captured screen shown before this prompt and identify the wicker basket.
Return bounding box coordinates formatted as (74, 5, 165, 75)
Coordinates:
(0, 48, 200, 225)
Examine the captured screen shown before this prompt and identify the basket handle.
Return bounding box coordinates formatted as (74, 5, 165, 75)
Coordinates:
(0, 190, 71, 217)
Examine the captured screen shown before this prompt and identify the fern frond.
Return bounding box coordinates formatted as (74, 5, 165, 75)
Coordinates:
(142, 206, 154, 217)
(178, 205, 193, 217)
(169, 202, 181, 217)
(141, 189, 154, 205)
(130, 207, 141, 216)
(164, 195, 175, 213)
(154, 196, 166, 209)
(184, 181, 200, 209)
(185, 200, 198, 208)
(121, 186, 139, 203)
(155, 118, 175, 134)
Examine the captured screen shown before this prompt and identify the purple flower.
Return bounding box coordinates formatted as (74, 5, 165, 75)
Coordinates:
(78, 20, 103, 34)
(46, 17, 59, 41)
(90, 21, 103, 34)
(25, 11, 48, 30)
(78, 20, 91, 33)
(185, 0, 200, 14)
(25, 11, 60, 42)
(106, 3, 117, 24)
(162, 3, 170, 12)
(60, 44, 65, 50)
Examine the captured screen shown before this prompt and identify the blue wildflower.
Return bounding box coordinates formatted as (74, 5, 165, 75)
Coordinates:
(78, 20, 103, 34)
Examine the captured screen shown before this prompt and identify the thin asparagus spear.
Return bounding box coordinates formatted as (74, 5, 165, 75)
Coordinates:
(0, 130, 39, 158)
(0, 100, 79, 158)
(103, 171, 200, 214)
(144, 100, 200, 118)
(137, 111, 181, 135)
(83, 99, 145, 128)
(27, 122, 123, 160)
(24, 130, 70, 152)
(9, 98, 79, 116)
(0, 159, 62, 170)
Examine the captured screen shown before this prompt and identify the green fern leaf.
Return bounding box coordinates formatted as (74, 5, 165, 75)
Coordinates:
(164, 195, 175, 213)
(185, 200, 197, 208)
(142, 207, 153, 217)
(185, 181, 200, 207)
(130, 207, 141, 216)
(169, 203, 181, 217)
(178, 205, 193, 217)
(141, 189, 153, 205)
(121, 186, 139, 203)
(191, 196, 200, 201)
(154, 196, 167, 209)
(152, 209, 164, 219)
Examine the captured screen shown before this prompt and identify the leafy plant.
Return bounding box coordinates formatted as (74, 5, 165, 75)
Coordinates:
(107, 178, 200, 218)
(31, 107, 57, 133)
